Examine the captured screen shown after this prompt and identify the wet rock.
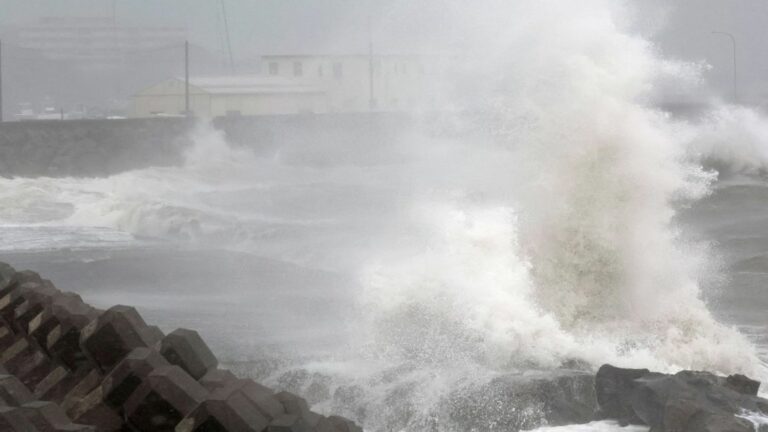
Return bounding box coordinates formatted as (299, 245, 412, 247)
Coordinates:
(160, 328, 217, 380)
(596, 364, 768, 432)
(726, 374, 761, 396)
(595, 364, 649, 424)
(445, 369, 597, 431)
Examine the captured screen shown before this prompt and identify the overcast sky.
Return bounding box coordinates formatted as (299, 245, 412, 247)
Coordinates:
(2, 0, 768, 102)
(0, 0, 381, 59)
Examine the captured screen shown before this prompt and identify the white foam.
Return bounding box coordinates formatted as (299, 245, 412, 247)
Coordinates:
(528, 422, 649, 432)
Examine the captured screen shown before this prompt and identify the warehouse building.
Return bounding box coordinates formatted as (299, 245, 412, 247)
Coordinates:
(132, 76, 327, 118)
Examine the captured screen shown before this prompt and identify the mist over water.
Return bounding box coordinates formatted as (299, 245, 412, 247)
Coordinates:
(5, 1, 768, 430)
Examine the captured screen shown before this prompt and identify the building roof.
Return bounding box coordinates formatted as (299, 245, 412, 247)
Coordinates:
(260, 52, 451, 59)
(184, 76, 324, 95)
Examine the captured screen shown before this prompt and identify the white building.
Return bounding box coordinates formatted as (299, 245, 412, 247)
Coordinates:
(132, 54, 446, 118)
(132, 76, 327, 118)
(260, 54, 441, 112)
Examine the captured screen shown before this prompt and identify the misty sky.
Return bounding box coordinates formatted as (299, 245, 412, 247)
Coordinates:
(3, 0, 768, 102)
(0, 0, 379, 59)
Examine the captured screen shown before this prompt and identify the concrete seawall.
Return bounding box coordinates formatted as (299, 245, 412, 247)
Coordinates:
(0, 114, 416, 178)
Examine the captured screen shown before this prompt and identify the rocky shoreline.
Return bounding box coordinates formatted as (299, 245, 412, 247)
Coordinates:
(595, 364, 768, 432)
(0, 261, 765, 431)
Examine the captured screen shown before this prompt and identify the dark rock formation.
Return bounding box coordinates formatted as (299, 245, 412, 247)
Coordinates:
(596, 364, 768, 432)
(443, 369, 598, 431)
(0, 262, 363, 432)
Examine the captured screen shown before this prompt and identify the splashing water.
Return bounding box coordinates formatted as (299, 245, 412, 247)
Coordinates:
(2, 1, 768, 430)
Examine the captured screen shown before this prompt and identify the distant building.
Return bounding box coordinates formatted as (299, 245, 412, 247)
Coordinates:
(260, 54, 440, 112)
(12, 17, 186, 70)
(132, 54, 447, 118)
(132, 76, 327, 118)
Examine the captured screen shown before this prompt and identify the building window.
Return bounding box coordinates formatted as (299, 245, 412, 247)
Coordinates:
(293, 61, 303, 77)
(333, 62, 343, 80)
(268, 62, 279, 75)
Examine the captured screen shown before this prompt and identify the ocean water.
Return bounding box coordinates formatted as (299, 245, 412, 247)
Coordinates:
(3, 1, 768, 430)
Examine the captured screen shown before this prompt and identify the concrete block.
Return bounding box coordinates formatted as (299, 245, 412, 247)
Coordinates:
(124, 365, 208, 431)
(67, 402, 118, 431)
(80, 305, 159, 372)
(160, 328, 218, 380)
(0, 295, 26, 329)
(0, 405, 39, 431)
(15, 301, 47, 335)
(1, 336, 36, 373)
(266, 414, 311, 432)
(213, 379, 285, 421)
(0, 263, 15, 290)
(18, 400, 97, 431)
(51, 293, 99, 331)
(327, 415, 363, 432)
(19, 400, 72, 430)
(66, 386, 123, 432)
(101, 347, 169, 410)
(0, 321, 16, 351)
(176, 391, 270, 432)
(55, 369, 103, 415)
(49, 324, 92, 372)
(0, 374, 34, 406)
(15, 350, 57, 389)
(33, 366, 69, 399)
(199, 369, 238, 393)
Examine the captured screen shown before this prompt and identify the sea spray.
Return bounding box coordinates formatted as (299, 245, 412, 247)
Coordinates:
(0, 1, 767, 430)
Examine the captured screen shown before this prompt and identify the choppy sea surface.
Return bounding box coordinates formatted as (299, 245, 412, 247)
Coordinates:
(0, 126, 767, 431)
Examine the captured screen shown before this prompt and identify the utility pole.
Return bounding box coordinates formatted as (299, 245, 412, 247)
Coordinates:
(220, 0, 235, 73)
(110, 0, 117, 25)
(0, 39, 3, 123)
(368, 16, 375, 111)
(712, 31, 738, 103)
(185, 40, 190, 116)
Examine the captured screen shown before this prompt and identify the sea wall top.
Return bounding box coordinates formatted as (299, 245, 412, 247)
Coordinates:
(0, 113, 415, 178)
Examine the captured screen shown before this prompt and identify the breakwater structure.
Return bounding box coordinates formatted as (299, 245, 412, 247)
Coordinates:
(0, 262, 363, 431)
(1, 261, 767, 431)
(0, 114, 415, 179)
